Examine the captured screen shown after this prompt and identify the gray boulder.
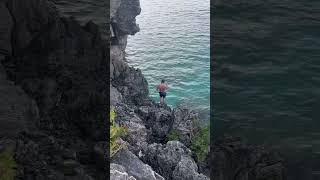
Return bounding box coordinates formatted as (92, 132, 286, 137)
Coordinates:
(172, 105, 201, 146)
(110, 85, 123, 106)
(112, 148, 165, 180)
(110, 163, 136, 180)
(137, 105, 173, 143)
(172, 156, 209, 180)
(115, 104, 148, 154)
(142, 141, 208, 180)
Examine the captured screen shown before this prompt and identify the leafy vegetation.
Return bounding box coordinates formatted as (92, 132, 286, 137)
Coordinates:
(0, 147, 17, 180)
(190, 124, 210, 162)
(110, 108, 128, 157)
(167, 129, 181, 141)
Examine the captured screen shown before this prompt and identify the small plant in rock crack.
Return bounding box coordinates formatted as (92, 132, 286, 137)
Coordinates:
(110, 108, 128, 157)
(167, 129, 181, 141)
(0, 146, 17, 180)
(190, 124, 210, 162)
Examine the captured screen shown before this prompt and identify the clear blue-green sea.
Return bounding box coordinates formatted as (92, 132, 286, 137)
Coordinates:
(126, 0, 210, 121)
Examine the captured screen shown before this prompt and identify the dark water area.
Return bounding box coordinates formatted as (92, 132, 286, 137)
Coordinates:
(52, 0, 107, 36)
(213, 0, 320, 178)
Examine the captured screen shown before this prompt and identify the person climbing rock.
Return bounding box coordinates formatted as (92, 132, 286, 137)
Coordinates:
(156, 79, 168, 105)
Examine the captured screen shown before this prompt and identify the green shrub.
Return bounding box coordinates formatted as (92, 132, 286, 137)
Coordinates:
(190, 124, 210, 162)
(167, 129, 181, 141)
(110, 108, 128, 157)
(0, 147, 17, 180)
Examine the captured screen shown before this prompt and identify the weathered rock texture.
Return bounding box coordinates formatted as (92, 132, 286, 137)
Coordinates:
(211, 137, 285, 180)
(0, 0, 287, 179)
(109, 0, 287, 180)
(109, 0, 210, 179)
(141, 141, 208, 180)
(0, 0, 107, 179)
(112, 149, 164, 180)
(110, 163, 136, 180)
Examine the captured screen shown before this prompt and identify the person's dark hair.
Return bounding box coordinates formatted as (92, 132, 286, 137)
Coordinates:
(161, 79, 165, 83)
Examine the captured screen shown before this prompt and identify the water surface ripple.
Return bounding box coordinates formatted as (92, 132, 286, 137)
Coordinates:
(126, 0, 210, 121)
(214, 0, 320, 166)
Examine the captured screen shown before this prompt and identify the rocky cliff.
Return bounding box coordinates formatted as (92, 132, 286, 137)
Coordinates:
(110, 0, 209, 179)
(0, 0, 107, 179)
(0, 0, 286, 179)
(109, 0, 287, 180)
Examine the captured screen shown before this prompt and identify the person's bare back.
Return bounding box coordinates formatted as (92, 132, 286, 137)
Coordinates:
(156, 79, 168, 104)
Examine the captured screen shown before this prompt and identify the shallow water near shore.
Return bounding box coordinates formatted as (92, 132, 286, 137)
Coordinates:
(126, 0, 210, 121)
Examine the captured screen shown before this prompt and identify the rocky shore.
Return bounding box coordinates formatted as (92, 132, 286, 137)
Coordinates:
(110, 0, 286, 180)
(0, 0, 286, 179)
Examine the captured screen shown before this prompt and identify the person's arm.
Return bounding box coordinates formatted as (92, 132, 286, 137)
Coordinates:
(156, 85, 159, 91)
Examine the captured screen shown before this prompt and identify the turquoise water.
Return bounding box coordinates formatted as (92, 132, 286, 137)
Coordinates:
(126, 0, 210, 120)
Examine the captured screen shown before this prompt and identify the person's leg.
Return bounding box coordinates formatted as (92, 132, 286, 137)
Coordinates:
(160, 97, 163, 104)
(163, 93, 166, 104)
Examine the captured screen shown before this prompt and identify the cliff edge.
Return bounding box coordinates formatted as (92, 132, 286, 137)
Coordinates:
(109, 0, 286, 180)
(0, 0, 286, 179)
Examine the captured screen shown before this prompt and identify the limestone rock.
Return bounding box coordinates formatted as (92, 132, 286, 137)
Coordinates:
(172, 156, 209, 180)
(110, 0, 141, 35)
(110, 163, 136, 180)
(142, 141, 207, 180)
(172, 105, 201, 146)
(110, 85, 123, 106)
(137, 105, 173, 143)
(112, 148, 165, 180)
